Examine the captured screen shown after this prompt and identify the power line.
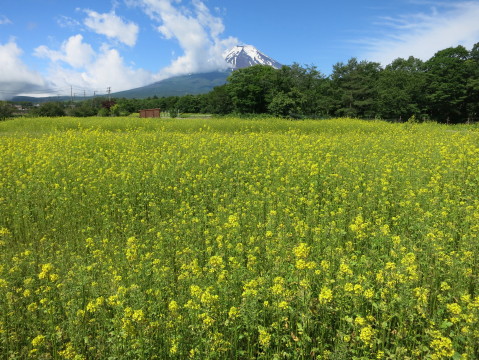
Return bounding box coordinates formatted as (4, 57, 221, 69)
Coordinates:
(0, 85, 110, 98)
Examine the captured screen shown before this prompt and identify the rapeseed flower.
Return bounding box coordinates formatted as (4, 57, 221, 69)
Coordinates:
(258, 327, 271, 348)
(319, 286, 333, 304)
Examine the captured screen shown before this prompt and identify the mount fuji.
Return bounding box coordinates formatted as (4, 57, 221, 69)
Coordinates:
(224, 45, 282, 70)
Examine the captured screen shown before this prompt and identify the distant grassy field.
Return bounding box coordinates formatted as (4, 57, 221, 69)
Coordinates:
(1, 116, 479, 359)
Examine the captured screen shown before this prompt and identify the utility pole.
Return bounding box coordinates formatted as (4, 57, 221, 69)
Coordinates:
(107, 87, 111, 102)
(70, 86, 73, 104)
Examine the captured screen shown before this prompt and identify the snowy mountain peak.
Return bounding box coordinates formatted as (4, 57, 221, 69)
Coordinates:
(223, 45, 282, 70)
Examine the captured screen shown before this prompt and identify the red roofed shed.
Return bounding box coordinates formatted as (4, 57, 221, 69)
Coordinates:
(139, 108, 161, 118)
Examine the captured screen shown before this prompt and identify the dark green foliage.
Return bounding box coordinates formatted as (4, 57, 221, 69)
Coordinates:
(97, 107, 110, 117)
(268, 89, 304, 117)
(226, 65, 277, 114)
(31, 102, 66, 117)
(376, 57, 427, 121)
(274, 64, 329, 117)
(425, 46, 471, 123)
(176, 94, 202, 113)
(0, 101, 15, 120)
(203, 85, 233, 115)
(330, 58, 381, 118)
(467, 43, 479, 121)
(68, 101, 99, 117)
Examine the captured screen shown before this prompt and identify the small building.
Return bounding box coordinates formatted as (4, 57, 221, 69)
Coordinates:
(139, 108, 161, 118)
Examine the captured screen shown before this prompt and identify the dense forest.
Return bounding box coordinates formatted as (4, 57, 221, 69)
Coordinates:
(2, 43, 478, 123)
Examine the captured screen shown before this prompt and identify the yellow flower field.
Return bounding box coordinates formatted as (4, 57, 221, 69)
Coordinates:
(1, 117, 479, 359)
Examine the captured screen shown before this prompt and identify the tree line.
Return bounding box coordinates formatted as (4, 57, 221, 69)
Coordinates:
(210, 43, 479, 123)
(2, 43, 478, 123)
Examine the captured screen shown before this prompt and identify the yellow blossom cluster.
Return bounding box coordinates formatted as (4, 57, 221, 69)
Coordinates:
(1, 117, 479, 358)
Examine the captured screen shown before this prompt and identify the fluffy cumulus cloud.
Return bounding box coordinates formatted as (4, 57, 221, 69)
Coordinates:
(75, 45, 152, 91)
(35, 35, 95, 69)
(29, 10, 146, 93)
(1, 1, 237, 98)
(361, 1, 479, 65)
(33, 36, 153, 93)
(0, 40, 45, 100)
(132, 0, 238, 77)
(83, 10, 139, 46)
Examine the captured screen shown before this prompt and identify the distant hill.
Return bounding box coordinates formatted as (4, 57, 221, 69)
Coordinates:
(110, 71, 231, 99)
(10, 72, 230, 102)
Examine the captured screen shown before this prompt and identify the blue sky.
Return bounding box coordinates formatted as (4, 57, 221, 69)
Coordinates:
(1, 0, 479, 99)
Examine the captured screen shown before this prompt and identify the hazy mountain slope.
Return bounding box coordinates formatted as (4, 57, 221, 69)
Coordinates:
(111, 71, 231, 99)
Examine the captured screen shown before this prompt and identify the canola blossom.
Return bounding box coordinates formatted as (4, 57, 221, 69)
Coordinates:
(1, 116, 479, 359)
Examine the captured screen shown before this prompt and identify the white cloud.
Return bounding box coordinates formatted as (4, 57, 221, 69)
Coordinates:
(0, 40, 45, 100)
(83, 10, 139, 46)
(56, 15, 81, 29)
(1, 1, 238, 98)
(35, 35, 95, 68)
(133, 0, 238, 77)
(34, 36, 154, 93)
(77, 45, 153, 91)
(360, 1, 479, 65)
(0, 15, 12, 25)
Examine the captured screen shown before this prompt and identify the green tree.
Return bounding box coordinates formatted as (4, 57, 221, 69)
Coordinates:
(68, 101, 98, 117)
(226, 65, 277, 114)
(466, 43, 479, 121)
(274, 64, 327, 116)
(110, 104, 121, 116)
(268, 88, 305, 118)
(376, 56, 427, 121)
(97, 107, 110, 117)
(0, 101, 15, 120)
(176, 95, 201, 113)
(31, 102, 66, 117)
(330, 58, 382, 118)
(425, 46, 470, 123)
(205, 85, 234, 115)
(115, 98, 139, 115)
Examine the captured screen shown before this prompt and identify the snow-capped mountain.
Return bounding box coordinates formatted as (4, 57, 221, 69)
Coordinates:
(224, 45, 282, 70)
